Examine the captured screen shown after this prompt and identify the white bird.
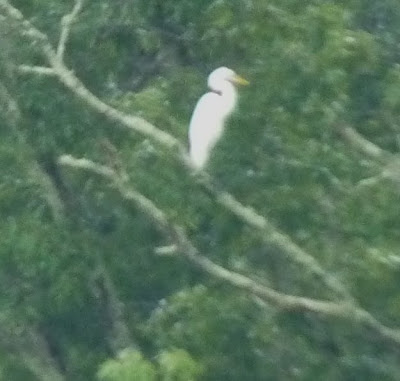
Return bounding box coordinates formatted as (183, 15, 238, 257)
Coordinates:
(188, 67, 249, 170)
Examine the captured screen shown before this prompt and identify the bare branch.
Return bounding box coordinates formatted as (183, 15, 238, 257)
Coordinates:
(18, 65, 56, 76)
(355, 174, 386, 190)
(338, 125, 389, 164)
(155, 244, 179, 256)
(57, 0, 83, 60)
(58, 154, 400, 348)
(339, 126, 400, 190)
(1, 0, 350, 299)
(198, 175, 352, 300)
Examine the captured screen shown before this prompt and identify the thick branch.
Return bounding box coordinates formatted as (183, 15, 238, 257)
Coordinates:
(58, 154, 400, 348)
(57, 0, 83, 60)
(1, 0, 349, 298)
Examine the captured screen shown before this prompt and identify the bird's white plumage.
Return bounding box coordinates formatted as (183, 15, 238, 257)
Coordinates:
(188, 67, 245, 170)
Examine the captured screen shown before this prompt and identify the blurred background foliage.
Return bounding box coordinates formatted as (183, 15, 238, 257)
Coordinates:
(2, 0, 400, 379)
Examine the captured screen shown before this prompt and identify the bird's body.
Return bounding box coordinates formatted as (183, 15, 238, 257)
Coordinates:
(188, 67, 248, 170)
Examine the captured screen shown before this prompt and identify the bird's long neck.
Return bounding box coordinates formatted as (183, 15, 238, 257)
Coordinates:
(217, 81, 237, 118)
(219, 81, 236, 98)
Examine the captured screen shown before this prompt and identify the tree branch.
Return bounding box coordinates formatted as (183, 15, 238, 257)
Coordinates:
(90, 260, 135, 354)
(57, 0, 83, 60)
(338, 125, 400, 189)
(58, 154, 400, 348)
(0, 0, 179, 149)
(338, 125, 389, 164)
(0, 0, 350, 299)
(0, 80, 66, 222)
(198, 174, 352, 300)
(0, 78, 135, 357)
(0, 322, 65, 381)
(18, 65, 56, 76)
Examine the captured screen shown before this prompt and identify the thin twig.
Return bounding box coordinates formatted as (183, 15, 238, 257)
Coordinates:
(338, 125, 400, 189)
(18, 65, 56, 76)
(57, 0, 83, 60)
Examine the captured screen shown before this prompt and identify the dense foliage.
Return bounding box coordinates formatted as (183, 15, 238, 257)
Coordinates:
(2, 0, 400, 380)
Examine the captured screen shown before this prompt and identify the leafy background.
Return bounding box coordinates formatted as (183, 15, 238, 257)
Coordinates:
(2, 0, 400, 380)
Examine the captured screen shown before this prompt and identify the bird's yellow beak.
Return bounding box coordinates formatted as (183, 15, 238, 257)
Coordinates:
(231, 74, 250, 86)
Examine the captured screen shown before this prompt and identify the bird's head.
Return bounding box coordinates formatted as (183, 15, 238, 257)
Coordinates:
(207, 67, 249, 93)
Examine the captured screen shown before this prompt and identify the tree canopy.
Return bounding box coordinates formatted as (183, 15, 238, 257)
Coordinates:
(1, 0, 400, 380)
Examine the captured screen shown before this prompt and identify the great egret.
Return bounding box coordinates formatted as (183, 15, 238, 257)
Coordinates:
(188, 67, 249, 170)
